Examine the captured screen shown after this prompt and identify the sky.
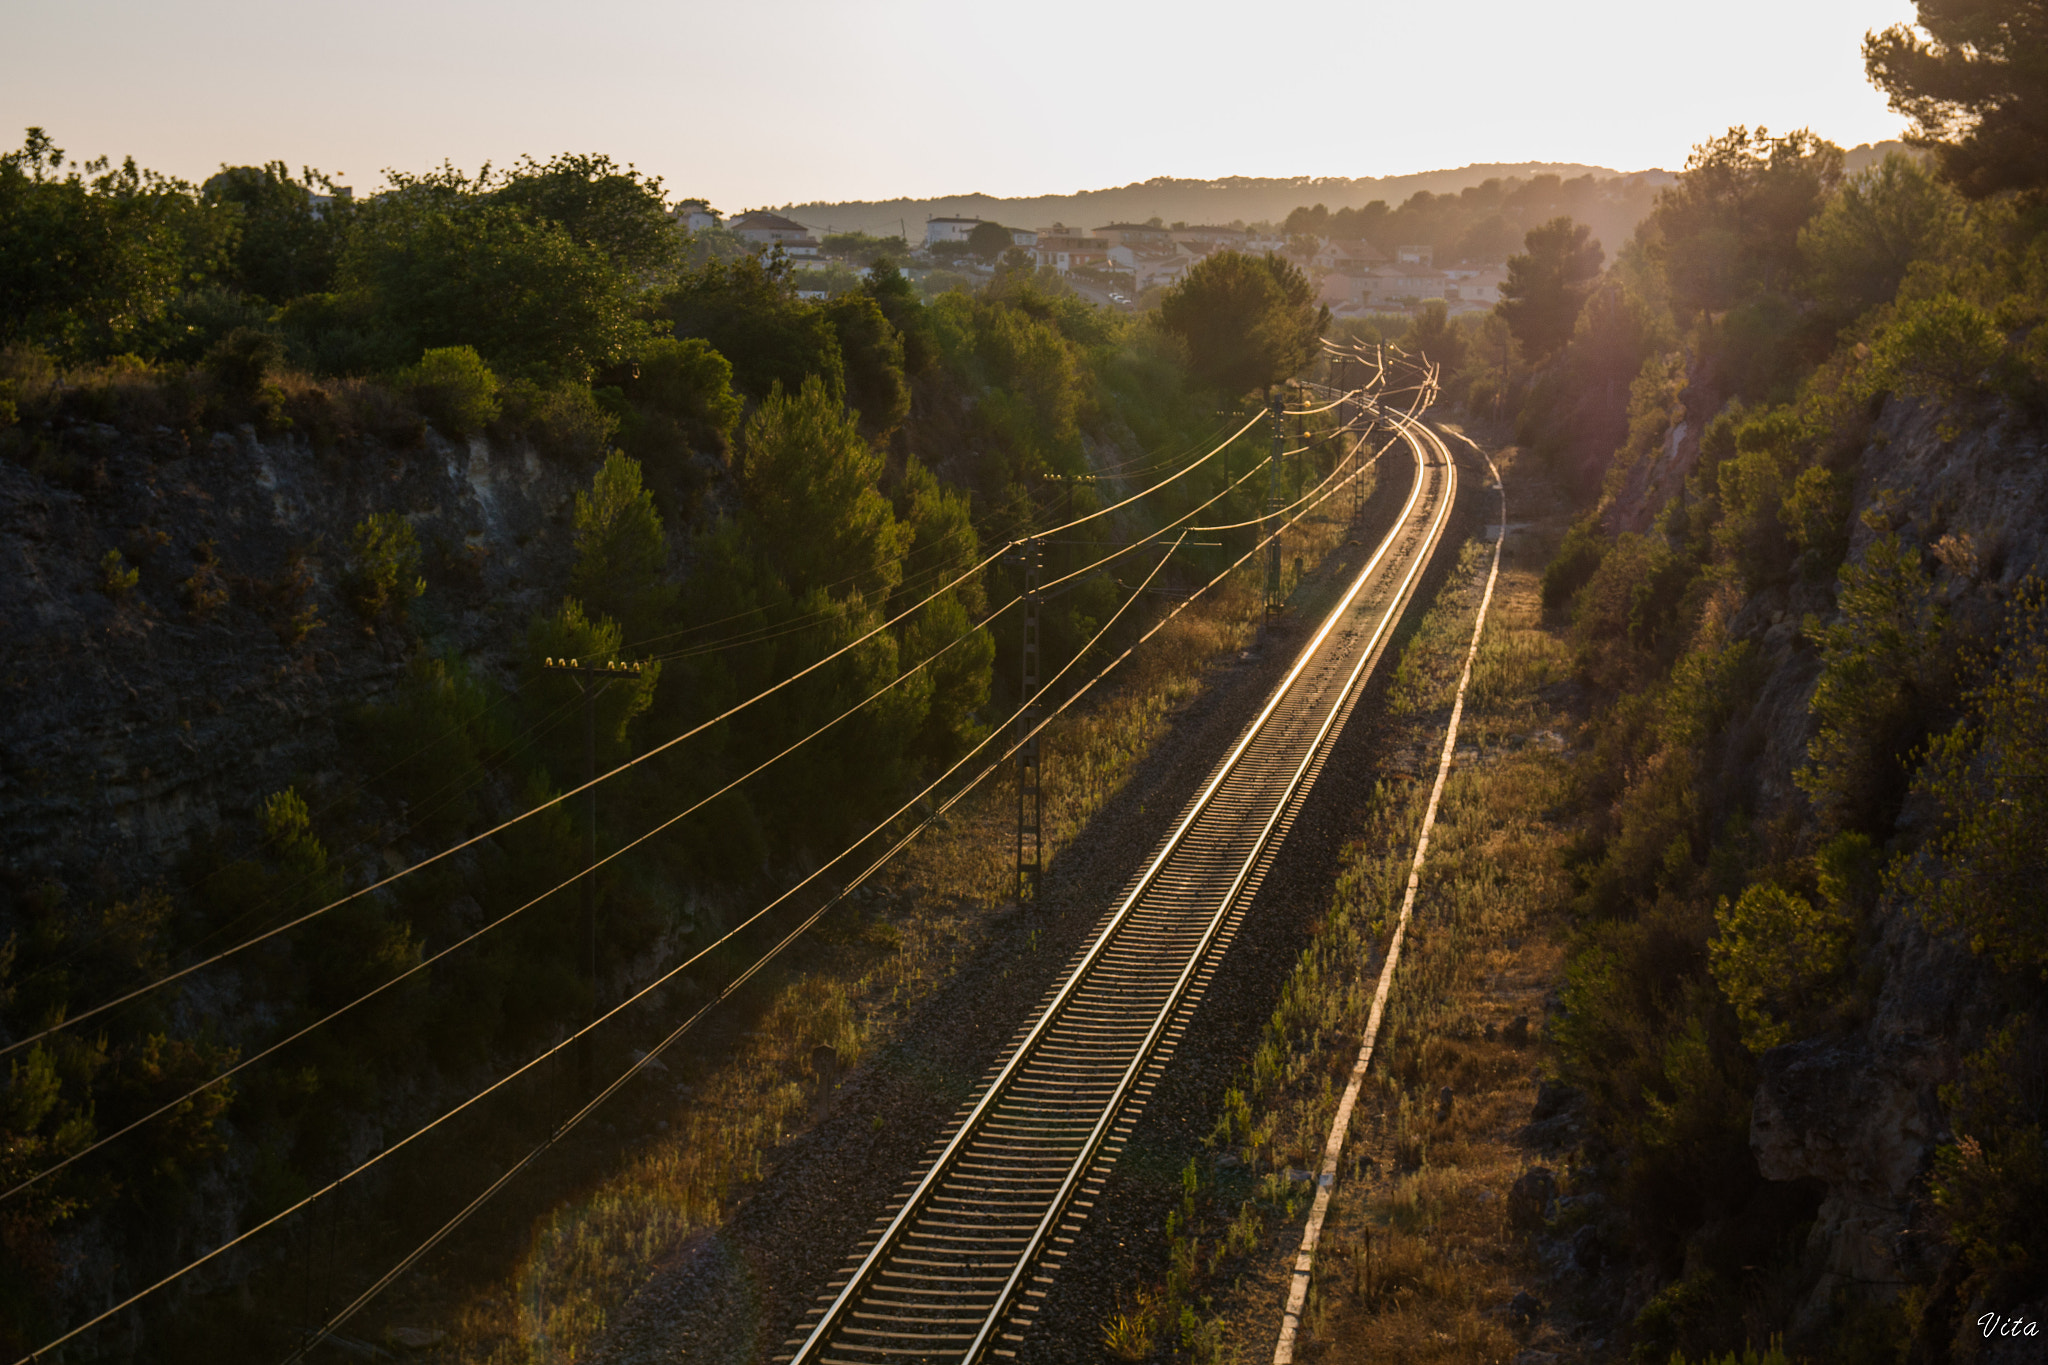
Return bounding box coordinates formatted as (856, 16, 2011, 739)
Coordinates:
(4, 0, 1921, 209)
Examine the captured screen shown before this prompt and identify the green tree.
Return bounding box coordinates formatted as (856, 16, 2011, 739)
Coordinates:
(1646, 127, 1844, 318)
(1497, 216, 1603, 361)
(202, 160, 350, 302)
(569, 451, 675, 637)
(1865, 292, 2005, 410)
(655, 255, 845, 400)
(735, 376, 910, 602)
(967, 220, 1014, 259)
(626, 335, 743, 449)
(1798, 152, 1963, 319)
(1798, 526, 1945, 834)
(339, 177, 645, 380)
(491, 152, 680, 278)
(1401, 299, 1467, 376)
(1157, 249, 1328, 394)
(825, 291, 911, 436)
(1866, 2, 2048, 198)
(0, 128, 235, 357)
(864, 260, 935, 374)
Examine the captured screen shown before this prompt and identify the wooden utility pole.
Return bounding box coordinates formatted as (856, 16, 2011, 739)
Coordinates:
(541, 654, 646, 1097)
(1263, 390, 1285, 623)
(1011, 539, 1044, 905)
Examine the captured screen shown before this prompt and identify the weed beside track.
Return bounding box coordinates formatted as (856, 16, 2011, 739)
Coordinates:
(1071, 433, 1594, 1365)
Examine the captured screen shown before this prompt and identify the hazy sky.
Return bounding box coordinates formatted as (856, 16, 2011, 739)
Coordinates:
(5, 0, 1920, 208)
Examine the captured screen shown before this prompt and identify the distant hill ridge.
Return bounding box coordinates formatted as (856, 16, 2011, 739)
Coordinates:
(778, 163, 1647, 236)
(776, 144, 1910, 238)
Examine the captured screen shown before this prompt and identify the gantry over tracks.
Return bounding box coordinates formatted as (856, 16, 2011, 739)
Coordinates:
(784, 399, 1462, 1365)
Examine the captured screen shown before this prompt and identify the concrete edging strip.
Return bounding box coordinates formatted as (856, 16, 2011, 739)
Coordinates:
(1272, 424, 1506, 1364)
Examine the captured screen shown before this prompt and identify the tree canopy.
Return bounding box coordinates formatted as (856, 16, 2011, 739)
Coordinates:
(1497, 216, 1604, 362)
(967, 220, 1014, 259)
(1157, 250, 1328, 394)
(339, 184, 646, 380)
(0, 129, 234, 357)
(490, 152, 680, 278)
(1866, 0, 2048, 198)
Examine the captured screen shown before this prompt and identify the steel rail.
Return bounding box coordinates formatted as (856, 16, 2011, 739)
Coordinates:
(786, 388, 1457, 1365)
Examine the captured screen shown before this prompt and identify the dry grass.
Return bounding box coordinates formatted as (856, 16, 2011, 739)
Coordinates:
(1290, 438, 1583, 1363)
(1096, 437, 1587, 1363)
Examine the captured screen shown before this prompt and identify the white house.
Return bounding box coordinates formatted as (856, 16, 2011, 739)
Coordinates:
(730, 211, 815, 246)
(675, 199, 721, 232)
(1395, 244, 1434, 266)
(1009, 227, 1039, 248)
(1108, 243, 1193, 291)
(923, 216, 983, 247)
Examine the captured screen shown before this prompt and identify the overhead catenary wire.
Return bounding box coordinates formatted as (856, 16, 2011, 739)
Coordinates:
(18, 379, 1394, 1365)
(10, 532, 1188, 1365)
(0, 590, 1019, 1207)
(0, 415, 1312, 1196)
(290, 400, 1399, 1358)
(0, 407, 1289, 1063)
(280, 531, 1195, 1362)
(0, 530, 1015, 1061)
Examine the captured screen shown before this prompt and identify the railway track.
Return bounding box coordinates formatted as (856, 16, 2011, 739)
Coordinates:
(781, 396, 1461, 1365)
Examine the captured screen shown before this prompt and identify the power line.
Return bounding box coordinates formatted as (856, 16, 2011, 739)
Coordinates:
(0, 594, 1018, 1207)
(284, 413, 1399, 1352)
(0, 532, 1013, 1062)
(0, 434, 1298, 1194)
(18, 383, 1402, 1365)
(1, 406, 1290, 1064)
(8, 535, 1188, 1365)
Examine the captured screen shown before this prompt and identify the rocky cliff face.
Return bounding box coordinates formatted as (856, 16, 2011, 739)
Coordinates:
(0, 419, 586, 898)
(1612, 381, 2048, 1347)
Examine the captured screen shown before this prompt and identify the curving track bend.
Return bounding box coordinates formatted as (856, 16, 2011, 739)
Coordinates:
(782, 392, 1460, 1365)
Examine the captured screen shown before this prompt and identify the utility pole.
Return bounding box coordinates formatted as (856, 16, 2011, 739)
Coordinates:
(542, 654, 646, 1098)
(1041, 471, 1099, 523)
(1263, 389, 1285, 625)
(1012, 537, 1044, 904)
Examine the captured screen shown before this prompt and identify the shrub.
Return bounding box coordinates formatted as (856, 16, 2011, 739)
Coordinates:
(504, 379, 617, 461)
(179, 539, 229, 620)
(1709, 881, 1853, 1051)
(345, 512, 424, 625)
(1797, 527, 1945, 835)
(1865, 292, 2005, 411)
(98, 548, 138, 599)
(631, 335, 741, 444)
(1542, 515, 1608, 611)
(402, 344, 500, 435)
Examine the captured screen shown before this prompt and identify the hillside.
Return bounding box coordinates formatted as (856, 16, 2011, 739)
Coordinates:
(776, 144, 1906, 243)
